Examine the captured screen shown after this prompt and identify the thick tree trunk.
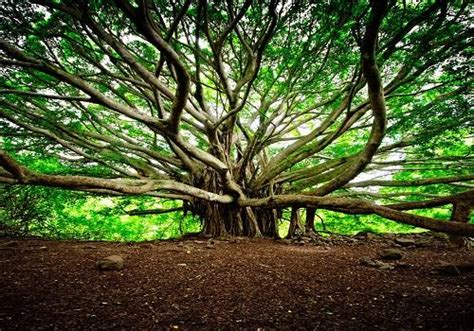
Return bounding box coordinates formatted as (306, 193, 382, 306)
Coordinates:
(194, 200, 263, 237)
(286, 207, 305, 239)
(245, 207, 263, 237)
(449, 202, 472, 247)
(255, 207, 280, 238)
(304, 207, 322, 240)
(200, 202, 230, 237)
(305, 207, 316, 234)
(190, 168, 264, 237)
(450, 202, 471, 223)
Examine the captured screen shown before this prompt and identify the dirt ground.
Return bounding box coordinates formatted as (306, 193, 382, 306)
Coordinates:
(0, 234, 473, 330)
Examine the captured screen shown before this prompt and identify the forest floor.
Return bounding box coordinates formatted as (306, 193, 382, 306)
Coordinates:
(0, 233, 473, 330)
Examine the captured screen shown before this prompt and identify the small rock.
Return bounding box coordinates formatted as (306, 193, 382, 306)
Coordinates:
(378, 262, 395, 270)
(380, 249, 403, 260)
(360, 257, 394, 270)
(365, 233, 377, 240)
(431, 232, 449, 241)
(83, 245, 98, 250)
(415, 239, 432, 248)
(38, 246, 48, 251)
(205, 243, 216, 249)
(96, 255, 124, 271)
(182, 244, 193, 251)
(360, 256, 377, 267)
(355, 232, 377, 241)
(395, 238, 416, 247)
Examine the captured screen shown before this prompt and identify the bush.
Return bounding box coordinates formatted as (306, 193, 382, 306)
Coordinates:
(0, 185, 56, 237)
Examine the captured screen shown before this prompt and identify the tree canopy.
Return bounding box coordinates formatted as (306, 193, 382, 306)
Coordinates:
(0, 0, 473, 238)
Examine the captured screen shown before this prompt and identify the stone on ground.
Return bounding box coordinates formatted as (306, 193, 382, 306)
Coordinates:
(394, 237, 416, 247)
(96, 255, 124, 271)
(380, 248, 403, 260)
(360, 256, 395, 270)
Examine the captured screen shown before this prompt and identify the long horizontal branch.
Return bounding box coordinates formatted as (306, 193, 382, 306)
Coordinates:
(0, 150, 232, 203)
(0, 89, 91, 101)
(127, 207, 183, 216)
(345, 174, 474, 188)
(385, 189, 474, 210)
(238, 195, 474, 236)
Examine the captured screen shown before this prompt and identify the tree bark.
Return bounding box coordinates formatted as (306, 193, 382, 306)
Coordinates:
(450, 202, 471, 223)
(305, 207, 316, 234)
(449, 202, 472, 247)
(256, 207, 280, 238)
(287, 207, 305, 239)
(200, 202, 229, 237)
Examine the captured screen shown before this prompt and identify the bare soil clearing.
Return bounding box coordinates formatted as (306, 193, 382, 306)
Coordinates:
(0, 235, 473, 330)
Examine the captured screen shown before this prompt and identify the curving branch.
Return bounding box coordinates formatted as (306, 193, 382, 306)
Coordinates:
(238, 194, 474, 236)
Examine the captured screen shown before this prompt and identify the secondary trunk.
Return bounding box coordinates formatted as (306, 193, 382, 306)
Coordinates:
(448, 201, 472, 247)
(286, 207, 305, 239)
(255, 207, 280, 238)
(305, 207, 316, 234)
(450, 202, 471, 223)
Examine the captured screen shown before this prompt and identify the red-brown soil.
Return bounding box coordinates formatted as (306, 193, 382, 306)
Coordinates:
(0, 235, 473, 330)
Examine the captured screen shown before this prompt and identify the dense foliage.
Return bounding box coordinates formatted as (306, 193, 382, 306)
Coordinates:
(0, 185, 199, 240)
(0, 0, 472, 239)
